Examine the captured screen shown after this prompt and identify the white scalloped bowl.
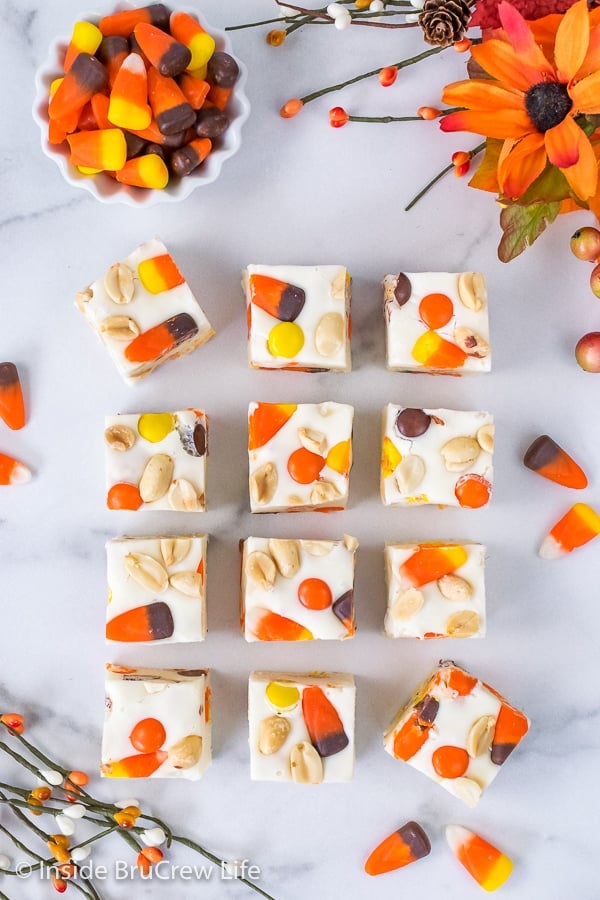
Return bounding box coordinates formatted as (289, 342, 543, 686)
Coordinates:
(32, 7, 250, 206)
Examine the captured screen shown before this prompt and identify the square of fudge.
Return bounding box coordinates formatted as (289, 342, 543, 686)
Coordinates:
(241, 535, 357, 641)
(248, 671, 355, 783)
(248, 401, 354, 512)
(102, 664, 211, 781)
(105, 409, 207, 511)
(76, 238, 215, 383)
(243, 264, 351, 371)
(380, 405, 493, 508)
(106, 534, 208, 643)
(384, 541, 486, 639)
(383, 271, 490, 374)
(383, 661, 529, 806)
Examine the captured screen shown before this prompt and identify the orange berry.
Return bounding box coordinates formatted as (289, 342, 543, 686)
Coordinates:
(57, 864, 77, 879)
(137, 852, 152, 875)
(266, 29, 286, 46)
(417, 106, 441, 120)
(141, 847, 164, 863)
(280, 98, 303, 118)
(28, 796, 43, 816)
(454, 37, 472, 52)
(451, 150, 470, 166)
(287, 447, 325, 484)
(298, 578, 333, 610)
(31, 786, 52, 801)
(329, 106, 349, 128)
(67, 770, 89, 786)
(378, 66, 398, 87)
(129, 717, 166, 753)
(107, 482, 143, 510)
(454, 161, 471, 177)
(432, 745, 470, 778)
(1, 713, 24, 734)
(419, 292, 454, 329)
(51, 875, 68, 894)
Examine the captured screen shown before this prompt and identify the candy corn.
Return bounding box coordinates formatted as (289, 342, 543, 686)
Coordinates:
(179, 72, 210, 109)
(170, 137, 212, 177)
(248, 402, 297, 450)
(248, 274, 306, 322)
(246, 608, 313, 642)
(539, 502, 600, 558)
(490, 703, 529, 765)
(108, 53, 151, 131)
(138, 253, 185, 293)
(147, 67, 195, 135)
(169, 11, 216, 71)
(412, 330, 468, 369)
(63, 21, 103, 72)
(115, 153, 169, 189)
(399, 544, 468, 588)
(99, 4, 170, 38)
(0, 362, 25, 430)
(0, 452, 31, 485)
(332, 590, 354, 633)
(49, 53, 108, 121)
(133, 22, 191, 77)
(96, 35, 129, 87)
(524, 434, 587, 489)
(67, 128, 127, 170)
(124, 313, 199, 363)
(365, 821, 431, 876)
(102, 750, 167, 778)
(302, 685, 349, 756)
(446, 825, 513, 891)
(106, 601, 174, 642)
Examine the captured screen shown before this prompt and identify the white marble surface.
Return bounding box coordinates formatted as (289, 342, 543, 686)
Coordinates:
(1, 2, 600, 898)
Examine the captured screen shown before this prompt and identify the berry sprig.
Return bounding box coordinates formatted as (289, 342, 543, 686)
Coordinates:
(0, 715, 276, 899)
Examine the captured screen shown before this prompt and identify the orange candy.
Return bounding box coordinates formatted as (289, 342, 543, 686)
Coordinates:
(247, 608, 313, 641)
(287, 447, 325, 484)
(392, 712, 431, 761)
(399, 544, 468, 587)
(455, 473, 492, 508)
(523, 434, 587, 489)
(248, 274, 306, 322)
(412, 330, 467, 368)
(106, 601, 174, 642)
(248, 403, 297, 449)
(179, 72, 210, 109)
(115, 153, 169, 189)
(365, 821, 431, 876)
(49, 53, 108, 122)
(138, 253, 185, 293)
(102, 750, 168, 778)
(419, 292, 454, 329)
(124, 313, 198, 363)
(133, 22, 191, 77)
(67, 127, 127, 170)
(432, 745, 470, 778)
(108, 52, 152, 131)
(539, 501, 600, 558)
(129, 717, 166, 753)
(491, 703, 529, 765)
(326, 440, 351, 476)
(298, 578, 332, 610)
(99, 5, 170, 38)
(435, 665, 478, 697)
(147, 67, 196, 135)
(302, 685, 349, 757)
(0, 452, 31, 485)
(0, 362, 25, 429)
(446, 825, 513, 891)
(107, 482, 143, 510)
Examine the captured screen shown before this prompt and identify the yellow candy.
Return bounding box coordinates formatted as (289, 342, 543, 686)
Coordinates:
(326, 440, 351, 475)
(381, 436, 402, 478)
(265, 682, 300, 711)
(138, 413, 174, 443)
(49, 77, 63, 97)
(267, 322, 304, 358)
(77, 165, 102, 176)
(187, 33, 216, 71)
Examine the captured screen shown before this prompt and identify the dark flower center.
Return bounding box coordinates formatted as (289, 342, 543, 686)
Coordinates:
(525, 82, 573, 132)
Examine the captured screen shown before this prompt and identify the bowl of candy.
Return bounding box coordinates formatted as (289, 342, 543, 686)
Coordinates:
(32, 3, 250, 206)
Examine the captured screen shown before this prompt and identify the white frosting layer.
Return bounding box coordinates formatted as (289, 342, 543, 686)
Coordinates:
(384, 542, 486, 639)
(248, 671, 355, 782)
(383, 271, 491, 373)
(106, 534, 208, 643)
(77, 238, 214, 383)
(102, 665, 211, 781)
(380, 405, 493, 507)
(105, 409, 207, 511)
(241, 536, 357, 641)
(248, 401, 354, 512)
(244, 264, 351, 371)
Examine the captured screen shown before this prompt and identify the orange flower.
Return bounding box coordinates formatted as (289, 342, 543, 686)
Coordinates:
(440, 0, 600, 201)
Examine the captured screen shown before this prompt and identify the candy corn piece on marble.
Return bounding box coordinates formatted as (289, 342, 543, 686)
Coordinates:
(383, 661, 529, 806)
(539, 502, 600, 558)
(524, 434, 587, 489)
(0, 452, 31, 485)
(446, 825, 513, 891)
(0, 363, 25, 430)
(365, 821, 431, 875)
(241, 535, 357, 641)
(76, 239, 214, 383)
(248, 672, 355, 782)
(102, 665, 211, 780)
(383, 271, 490, 374)
(106, 534, 207, 643)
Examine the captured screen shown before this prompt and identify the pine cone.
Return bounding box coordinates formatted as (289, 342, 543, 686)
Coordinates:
(418, 0, 471, 47)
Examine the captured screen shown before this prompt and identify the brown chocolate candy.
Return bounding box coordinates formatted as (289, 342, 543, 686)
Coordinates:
(157, 102, 196, 136)
(394, 272, 412, 306)
(195, 107, 229, 139)
(395, 408, 431, 438)
(207, 51, 239, 88)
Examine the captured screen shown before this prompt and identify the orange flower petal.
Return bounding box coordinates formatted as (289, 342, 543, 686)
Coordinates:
(560, 127, 598, 200)
(498, 133, 547, 198)
(577, 25, 600, 80)
(472, 40, 552, 92)
(440, 108, 533, 140)
(530, 14, 564, 57)
(442, 79, 525, 111)
(554, 0, 590, 82)
(498, 1, 555, 74)
(544, 115, 580, 168)
(570, 69, 600, 113)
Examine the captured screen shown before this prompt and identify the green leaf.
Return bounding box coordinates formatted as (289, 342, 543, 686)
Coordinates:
(508, 162, 573, 206)
(498, 201, 561, 263)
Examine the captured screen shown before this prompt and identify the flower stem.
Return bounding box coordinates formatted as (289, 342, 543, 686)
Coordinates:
(405, 141, 486, 210)
(300, 45, 445, 104)
(349, 114, 423, 123)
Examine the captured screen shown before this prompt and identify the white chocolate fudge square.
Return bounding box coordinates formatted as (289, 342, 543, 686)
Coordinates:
(383, 272, 490, 374)
(105, 409, 207, 511)
(76, 238, 215, 384)
(244, 264, 351, 371)
(383, 661, 529, 806)
(106, 534, 207, 643)
(249, 671, 355, 783)
(380, 405, 493, 508)
(102, 665, 211, 780)
(384, 542, 485, 639)
(241, 535, 357, 641)
(248, 401, 353, 512)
